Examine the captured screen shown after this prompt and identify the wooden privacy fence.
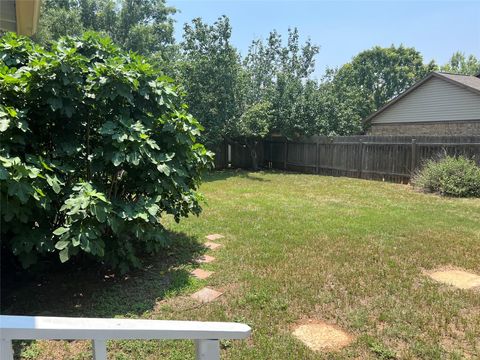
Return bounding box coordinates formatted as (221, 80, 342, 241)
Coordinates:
(217, 136, 480, 183)
(214, 141, 264, 170)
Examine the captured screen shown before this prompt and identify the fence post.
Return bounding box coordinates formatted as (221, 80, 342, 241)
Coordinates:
(269, 136, 273, 169)
(411, 138, 417, 174)
(358, 139, 364, 178)
(225, 140, 229, 169)
(315, 140, 319, 174)
(283, 138, 288, 170)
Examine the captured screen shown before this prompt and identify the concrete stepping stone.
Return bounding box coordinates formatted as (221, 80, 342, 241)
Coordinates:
(205, 234, 224, 241)
(190, 269, 214, 280)
(196, 255, 215, 264)
(292, 321, 353, 352)
(428, 269, 480, 290)
(205, 241, 222, 250)
(191, 287, 223, 303)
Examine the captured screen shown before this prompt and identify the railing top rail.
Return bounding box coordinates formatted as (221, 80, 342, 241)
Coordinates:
(0, 315, 251, 341)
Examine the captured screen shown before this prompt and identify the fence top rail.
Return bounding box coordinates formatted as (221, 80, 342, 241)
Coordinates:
(362, 142, 480, 146)
(416, 142, 480, 146)
(0, 315, 251, 341)
(266, 136, 480, 145)
(265, 140, 480, 146)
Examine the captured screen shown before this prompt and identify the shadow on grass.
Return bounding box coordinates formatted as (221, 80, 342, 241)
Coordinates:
(204, 169, 271, 183)
(2, 231, 206, 319)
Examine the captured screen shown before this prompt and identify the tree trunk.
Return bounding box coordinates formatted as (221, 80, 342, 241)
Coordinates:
(249, 141, 258, 171)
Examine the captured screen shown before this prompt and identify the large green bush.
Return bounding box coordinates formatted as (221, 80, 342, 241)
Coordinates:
(0, 33, 213, 271)
(412, 155, 480, 197)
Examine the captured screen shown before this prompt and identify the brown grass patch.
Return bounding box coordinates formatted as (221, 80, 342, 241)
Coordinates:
(21, 340, 90, 360)
(292, 319, 354, 352)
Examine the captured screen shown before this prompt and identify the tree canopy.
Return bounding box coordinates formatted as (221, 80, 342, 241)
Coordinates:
(320, 45, 437, 135)
(177, 16, 241, 148)
(34, 0, 177, 61)
(441, 52, 480, 76)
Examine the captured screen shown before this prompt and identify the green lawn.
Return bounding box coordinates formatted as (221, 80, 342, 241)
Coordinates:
(6, 171, 480, 359)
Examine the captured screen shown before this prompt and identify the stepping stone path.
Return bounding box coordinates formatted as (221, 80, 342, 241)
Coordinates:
(428, 269, 480, 290)
(190, 269, 214, 280)
(188, 234, 225, 304)
(191, 287, 223, 303)
(292, 321, 353, 352)
(204, 241, 222, 250)
(205, 234, 225, 241)
(196, 255, 216, 264)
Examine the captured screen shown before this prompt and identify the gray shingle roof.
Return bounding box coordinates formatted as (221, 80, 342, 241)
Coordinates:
(436, 72, 480, 93)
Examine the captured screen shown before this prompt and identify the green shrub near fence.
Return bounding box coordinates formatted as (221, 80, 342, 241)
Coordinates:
(0, 32, 213, 271)
(412, 155, 480, 197)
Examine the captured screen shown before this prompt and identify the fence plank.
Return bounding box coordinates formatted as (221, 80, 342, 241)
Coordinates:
(411, 139, 417, 173)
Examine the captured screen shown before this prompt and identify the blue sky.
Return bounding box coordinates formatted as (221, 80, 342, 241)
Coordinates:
(169, 0, 480, 79)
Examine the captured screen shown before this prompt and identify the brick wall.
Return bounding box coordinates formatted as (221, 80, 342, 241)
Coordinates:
(368, 121, 480, 136)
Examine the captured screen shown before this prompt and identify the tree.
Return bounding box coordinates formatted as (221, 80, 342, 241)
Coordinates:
(295, 79, 331, 136)
(441, 52, 480, 76)
(270, 74, 321, 138)
(316, 69, 366, 135)
(115, 0, 177, 56)
(33, 0, 177, 61)
(177, 16, 242, 149)
(322, 45, 436, 133)
(339, 45, 435, 110)
(0, 33, 213, 272)
(33, 2, 85, 41)
(231, 28, 320, 168)
(243, 28, 319, 119)
(228, 101, 273, 170)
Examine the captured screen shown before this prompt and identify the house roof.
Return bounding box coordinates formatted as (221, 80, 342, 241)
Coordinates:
(364, 72, 480, 123)
(439, 72, 480, 92)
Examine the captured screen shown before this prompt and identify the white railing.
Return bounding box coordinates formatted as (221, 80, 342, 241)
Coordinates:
(0, 315, 251, 360)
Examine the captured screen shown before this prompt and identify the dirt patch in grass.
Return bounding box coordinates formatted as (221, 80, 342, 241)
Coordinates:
(425, 267, 480, 290)
(191, 287, 223, 303)
(441, 333, 478, 359)
(205, 234, 225, 241)
(292, 320, 354, 352)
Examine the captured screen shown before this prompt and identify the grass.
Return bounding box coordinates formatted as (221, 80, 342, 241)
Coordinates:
(4, 170, 480, 359)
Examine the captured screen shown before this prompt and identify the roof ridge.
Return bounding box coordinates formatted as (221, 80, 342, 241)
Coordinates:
(435, 71, 477, 77)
